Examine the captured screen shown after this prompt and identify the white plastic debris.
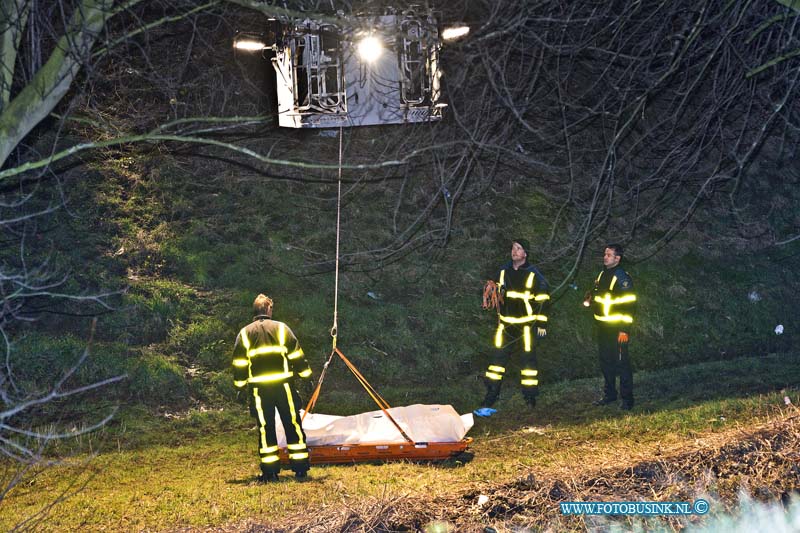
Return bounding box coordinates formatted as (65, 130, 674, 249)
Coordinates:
(477, 495, 490, 507)
(423, 520, 455, 533)
(522, 426, 546, 435)
(748, 291, 761, 303)
(367, 291, 381, 300)
(775, 324, 784, 335)
(785, 396, 792, 406)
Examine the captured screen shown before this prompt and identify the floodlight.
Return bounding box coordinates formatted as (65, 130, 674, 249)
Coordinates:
(233, 37, 267, 51)
(441, 25, 470, 41)
(357, 36, 383, 62)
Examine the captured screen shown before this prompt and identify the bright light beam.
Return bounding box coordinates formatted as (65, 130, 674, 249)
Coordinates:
(442, 26, 470, 41)
(234, 39, 266, 51)
(357, 36, 383, 62)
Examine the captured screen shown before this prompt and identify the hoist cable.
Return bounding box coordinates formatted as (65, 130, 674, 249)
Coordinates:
(301, 128, 413, 443)
(331, 125, 343, 350)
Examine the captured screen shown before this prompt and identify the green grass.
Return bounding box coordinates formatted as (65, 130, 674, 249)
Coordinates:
(12, 147, 797, 399)
(2, 352, 797, 531)
(3, 130, 799, 530)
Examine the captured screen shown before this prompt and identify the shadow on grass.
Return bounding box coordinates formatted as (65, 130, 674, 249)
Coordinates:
(227, 473, 332, 485)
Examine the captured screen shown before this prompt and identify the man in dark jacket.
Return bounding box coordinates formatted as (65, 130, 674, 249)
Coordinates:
(475, 239, 550, 417)
(232, 294, 314, 482)
(584, 244, 637, 410)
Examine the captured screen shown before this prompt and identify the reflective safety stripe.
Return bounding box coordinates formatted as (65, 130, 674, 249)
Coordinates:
(260, 445, 279, 454)
(287, 443, 307, 451)
(494, 323, 505, 348)
(232, 358, 249, 368)
(525, 272, 535, 289)
(499, 270, 505, 288)
(610, 276, 617, 290)
(261, 455, 280, 464)
(505, 289, 549, 304)
(498, 313, 548, 324)
(249, 371, 294, 383)
(284, 382, 305, 446)
(488, 365, 506, 374)
(593, 292, 636, 324)
(523, 326, 531, 352)
(253, 388, 268, 455)
(297, 368, 312, 378)
(233, 380, 247, 388)
(287, 349, 304, 360)
(248, 345, 287, 356)
(521, 369, 538, 376)
(485, 371, 503, 381)
(279, 323, 286, 346)
(594, 294, 637, 305)
(506, 290, 534, 316)
(521, 379, 539, 386)
(240, 328, 251, 350)
(289, 452, 309, 460)
(594, 314, 633, 324)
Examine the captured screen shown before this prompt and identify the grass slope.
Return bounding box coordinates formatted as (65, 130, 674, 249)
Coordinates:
(2, 353, 798, 531)
(3, 131, 799, 531)
(10, 146, 800, 410)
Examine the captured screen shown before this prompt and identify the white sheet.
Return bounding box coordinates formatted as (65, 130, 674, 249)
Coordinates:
(273, 404, 474, 447)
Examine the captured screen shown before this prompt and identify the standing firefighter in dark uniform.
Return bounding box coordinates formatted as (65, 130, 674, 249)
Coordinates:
(584, 244, 637, 410)
(232, 294, 314, 482)
(475, 239, 550, 417)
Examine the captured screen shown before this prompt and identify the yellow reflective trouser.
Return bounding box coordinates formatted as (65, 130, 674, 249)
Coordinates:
(251, 383, 309, 474)
(485, 324, 539, 393)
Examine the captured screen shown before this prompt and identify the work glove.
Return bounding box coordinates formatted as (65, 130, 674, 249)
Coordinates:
(473, 407, 497, 418)
(536, 327, 547, 338)
(618, 331, 629, 344)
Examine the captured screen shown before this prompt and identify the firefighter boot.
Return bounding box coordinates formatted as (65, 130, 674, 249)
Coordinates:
(259, 465, 279, 483)
(523, 392, 537, 408)
(258, 472, 279, 483)
(481, 380, 501, 408)
(592, 397, 616, 406)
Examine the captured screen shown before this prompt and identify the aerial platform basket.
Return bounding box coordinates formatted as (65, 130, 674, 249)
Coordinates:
(279, 347, 473, 466)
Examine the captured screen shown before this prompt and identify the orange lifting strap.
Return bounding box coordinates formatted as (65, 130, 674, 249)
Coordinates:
(285, 345, 472, 465)
(303, 347, 414, 443)
(279, 128, 471, 465)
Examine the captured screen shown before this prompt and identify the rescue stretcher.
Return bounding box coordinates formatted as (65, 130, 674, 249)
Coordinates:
(280, 439, 473, 465)
(277, 348, 473, 465)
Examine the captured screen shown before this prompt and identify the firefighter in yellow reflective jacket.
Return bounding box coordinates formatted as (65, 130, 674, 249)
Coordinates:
(232, 294, 313, 482)
(584, 244, 637, 410)
(475, 239, 550, 417)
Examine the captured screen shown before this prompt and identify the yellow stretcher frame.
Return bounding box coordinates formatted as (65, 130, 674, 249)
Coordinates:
(278, 347, 473, 465)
